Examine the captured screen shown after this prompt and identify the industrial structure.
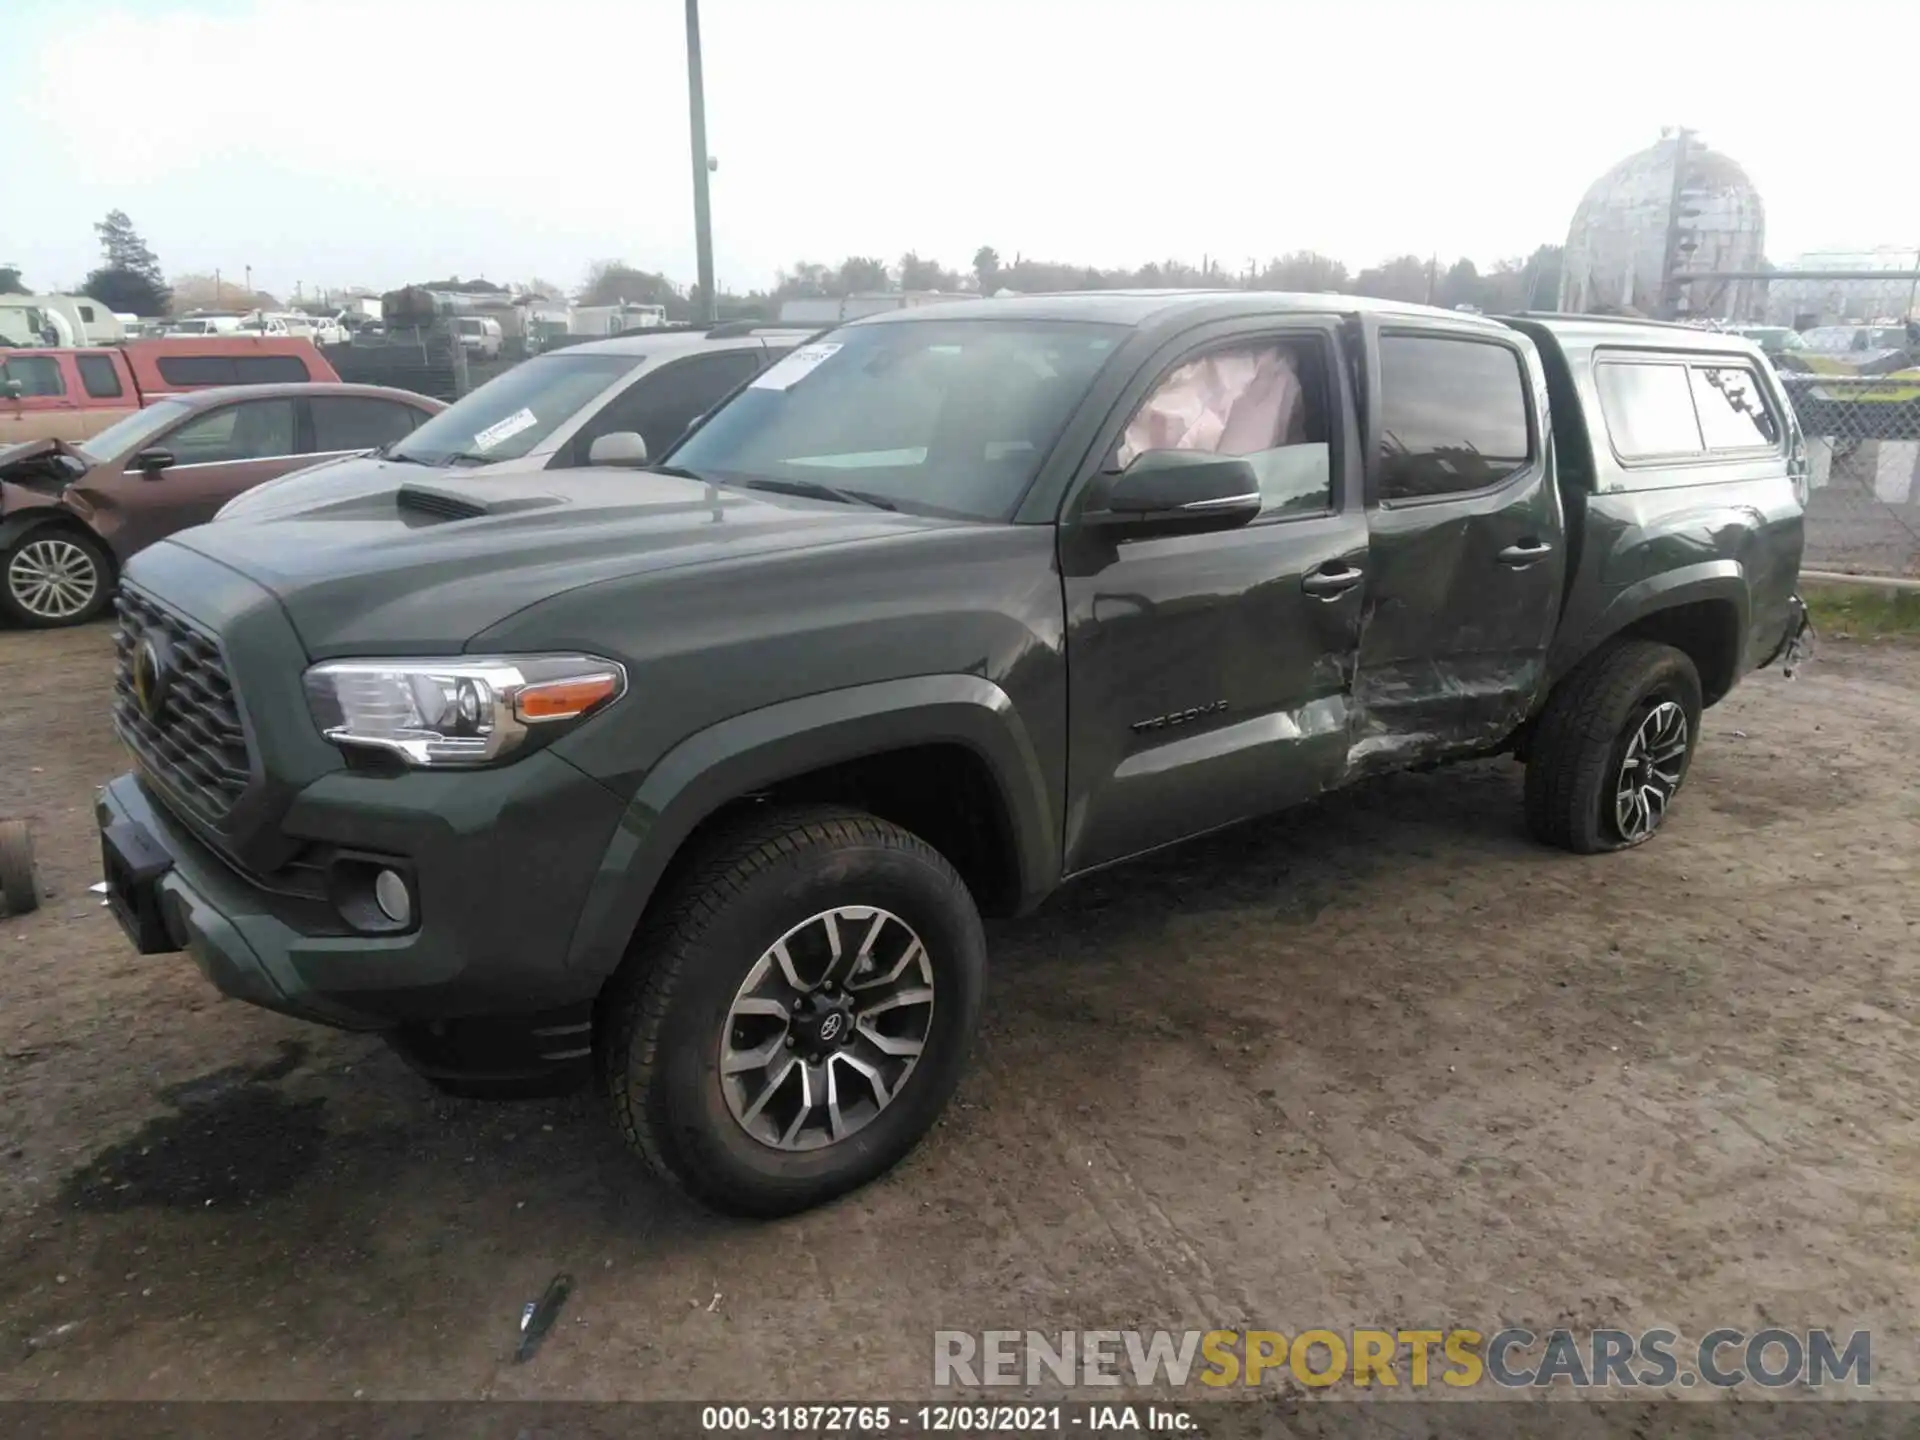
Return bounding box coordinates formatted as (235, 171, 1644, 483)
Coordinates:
(1559, 130, 1766, 321)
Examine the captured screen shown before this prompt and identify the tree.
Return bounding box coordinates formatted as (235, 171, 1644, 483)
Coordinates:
(1251, 251, 1351, 293)
(1435, 258, 1483, 311)
(0, 265, 25, 295)
(1351, 254, 1433, 304)
(84, 210, 171, 315)
(578, 260, 688, 317)
(168, 273, 278, 314)
(773, 261, 835, 299)
(1477, 244, 1565, 314)
(898, 252, 959, 292)
(837, 256, 888, 294)
(972, 245, 1001, 294)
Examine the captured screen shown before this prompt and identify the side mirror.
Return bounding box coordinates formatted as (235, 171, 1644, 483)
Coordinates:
(131, 447, 176, 475)
(586, 431, 649, 467)
(2, 379, 21, 401)
(1083, 450, 1262, 536)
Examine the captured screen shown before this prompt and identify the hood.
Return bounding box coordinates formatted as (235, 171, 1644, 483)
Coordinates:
(157, 467, 956, 654)
(0, 437, 88, 513)
(215, 449, 547, 522)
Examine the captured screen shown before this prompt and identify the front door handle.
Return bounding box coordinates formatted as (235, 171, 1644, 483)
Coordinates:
(1301, 563, 1364, 599)
(1497, 540, 1554, 567)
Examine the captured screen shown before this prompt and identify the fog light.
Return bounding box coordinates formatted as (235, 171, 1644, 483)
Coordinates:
(373, 869, 412, 925)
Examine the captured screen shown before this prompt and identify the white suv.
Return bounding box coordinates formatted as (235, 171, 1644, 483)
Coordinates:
(214, 322, 821, 521)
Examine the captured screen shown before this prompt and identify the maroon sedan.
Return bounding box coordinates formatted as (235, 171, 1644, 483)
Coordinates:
(0, 382, 443, 627)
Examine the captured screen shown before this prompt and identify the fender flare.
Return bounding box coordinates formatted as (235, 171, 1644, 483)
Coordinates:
(1549, 560, 1750, 682)
(562, 673, 1058, 982)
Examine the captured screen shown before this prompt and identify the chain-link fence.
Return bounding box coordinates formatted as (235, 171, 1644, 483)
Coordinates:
(1780, 371, 1920, 579)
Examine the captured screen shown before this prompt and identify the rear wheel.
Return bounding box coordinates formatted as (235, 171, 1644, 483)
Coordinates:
(1, 527, 113, 628)
(1525, 639, 1704, 853)
(599, 805, 985, 1217)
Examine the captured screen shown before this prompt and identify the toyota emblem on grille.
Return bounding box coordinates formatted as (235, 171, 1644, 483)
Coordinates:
(131, 633, 173, 722)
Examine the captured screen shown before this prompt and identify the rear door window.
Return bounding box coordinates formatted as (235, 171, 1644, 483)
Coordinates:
(309, 396, 423, 451)
(1375, 334, 1533, 501)
(156, 353, 311, 387)
(76, 353, 126, 399)
(1594, 361, 1703, 460)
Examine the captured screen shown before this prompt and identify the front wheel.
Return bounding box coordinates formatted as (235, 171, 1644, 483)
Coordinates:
(599, 806, 986, 1216)
(1, 527, 114, 628)
(1525, 639, 1704, 853)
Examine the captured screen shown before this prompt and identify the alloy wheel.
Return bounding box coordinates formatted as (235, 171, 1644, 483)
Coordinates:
(1614, 700, 1689, 842)
(7, 537, 101, 621)
(720, 906, 935, 1152)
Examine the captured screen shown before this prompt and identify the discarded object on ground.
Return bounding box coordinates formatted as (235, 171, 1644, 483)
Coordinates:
(0, 820, 37, 915)
(514, 1272, 573, 1363)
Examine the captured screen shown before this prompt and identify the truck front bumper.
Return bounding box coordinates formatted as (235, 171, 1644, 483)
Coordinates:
(97, 757, 628, 1091)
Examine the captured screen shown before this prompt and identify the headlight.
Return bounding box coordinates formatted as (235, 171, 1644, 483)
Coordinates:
(303, 654, 626, 767)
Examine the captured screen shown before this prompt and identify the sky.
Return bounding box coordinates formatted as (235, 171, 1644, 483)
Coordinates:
(4, 0, 1916, 301)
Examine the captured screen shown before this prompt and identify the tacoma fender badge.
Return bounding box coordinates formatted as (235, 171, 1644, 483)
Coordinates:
(1131, 699, 1229, 734)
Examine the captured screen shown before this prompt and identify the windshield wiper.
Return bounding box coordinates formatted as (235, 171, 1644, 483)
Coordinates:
(735, 476, 897, 512)
(373, 441, 426, 464)
(645, 464, 897, 512)
(646, 463, 713, 483)
(438, 451, 497, 467)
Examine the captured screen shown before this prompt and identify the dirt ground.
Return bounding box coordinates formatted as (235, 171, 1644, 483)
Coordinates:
(2, 620, 1917, 1403)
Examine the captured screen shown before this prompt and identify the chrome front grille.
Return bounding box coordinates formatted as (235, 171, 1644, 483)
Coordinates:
(113, 590, 253, 825)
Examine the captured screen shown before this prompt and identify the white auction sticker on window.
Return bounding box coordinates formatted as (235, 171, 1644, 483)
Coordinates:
(751, 342, 843, 391)
(472, 407, 538, 452)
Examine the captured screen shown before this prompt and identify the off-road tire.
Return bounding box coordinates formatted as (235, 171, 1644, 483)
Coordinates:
(1525, 639, 1704, 853)
(0, 820, 37, 915)
(1, 525, 114, 629)
(598, 805, 986, 1217)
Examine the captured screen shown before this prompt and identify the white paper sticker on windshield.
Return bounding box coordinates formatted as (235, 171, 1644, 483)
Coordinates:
(751, 342, 843, 391)
(472, 407, 538, 452)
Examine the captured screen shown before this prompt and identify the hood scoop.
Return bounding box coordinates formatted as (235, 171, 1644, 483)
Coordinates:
(395, 480, 565, 523)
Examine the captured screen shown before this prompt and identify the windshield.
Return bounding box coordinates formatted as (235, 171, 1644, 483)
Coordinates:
(457, 319, 483, 335)
(392, 351, 640, 464)
(171, 320, 211, 334)
(78, 398, 194, 461)
(666, 319, 1121, 520)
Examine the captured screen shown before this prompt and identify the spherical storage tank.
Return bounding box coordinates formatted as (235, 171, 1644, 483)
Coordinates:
(1559, 132, 1766, 320)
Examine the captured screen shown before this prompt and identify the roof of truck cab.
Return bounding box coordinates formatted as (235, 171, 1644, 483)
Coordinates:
(848, 289, 1516, 333)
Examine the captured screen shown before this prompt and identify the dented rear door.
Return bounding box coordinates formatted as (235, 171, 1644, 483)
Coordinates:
(1348, 317, 1565, 772)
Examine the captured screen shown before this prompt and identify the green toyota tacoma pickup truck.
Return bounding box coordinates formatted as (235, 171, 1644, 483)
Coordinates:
(97, 292, 1809, 1216)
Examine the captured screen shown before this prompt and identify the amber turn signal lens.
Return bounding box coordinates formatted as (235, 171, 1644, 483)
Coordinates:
(514, 673, 621, 722)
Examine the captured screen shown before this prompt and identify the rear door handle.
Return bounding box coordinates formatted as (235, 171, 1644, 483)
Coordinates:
(1497, 540, 1553, 567)
(1301, 563, 1364, 599)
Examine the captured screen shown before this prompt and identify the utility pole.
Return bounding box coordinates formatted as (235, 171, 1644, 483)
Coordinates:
(1657, 126, 1695, 321)
(685, 0, 716, 324)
